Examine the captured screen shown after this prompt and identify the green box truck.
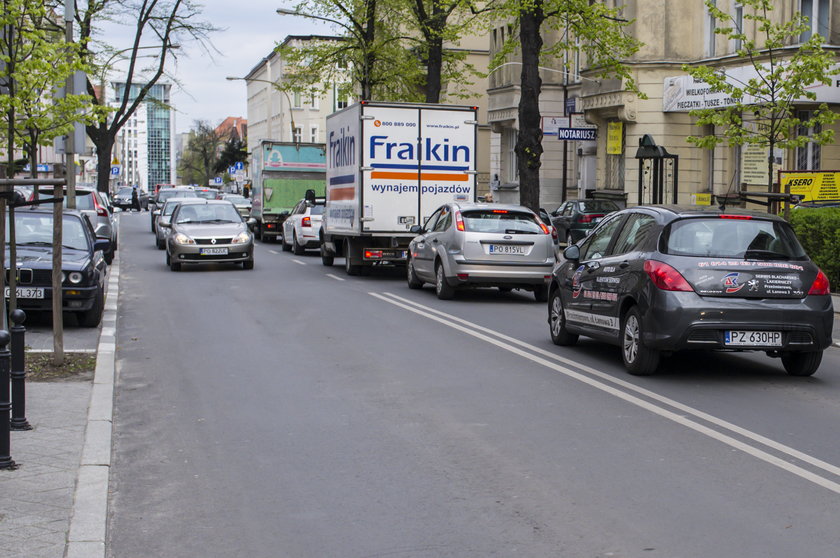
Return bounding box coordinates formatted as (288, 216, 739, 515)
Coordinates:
(251, 141, 326, 242)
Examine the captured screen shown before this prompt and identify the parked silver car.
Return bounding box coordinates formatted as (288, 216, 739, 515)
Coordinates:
(155, 198, 204, 249)
(163, 200, 255, 271)
(407, 202, 556, 301)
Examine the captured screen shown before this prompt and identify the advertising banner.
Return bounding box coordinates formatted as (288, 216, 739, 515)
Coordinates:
(778, 170, 840, 202)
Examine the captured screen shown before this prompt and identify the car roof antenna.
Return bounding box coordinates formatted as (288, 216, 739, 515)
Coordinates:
(718, 171, 738, 213)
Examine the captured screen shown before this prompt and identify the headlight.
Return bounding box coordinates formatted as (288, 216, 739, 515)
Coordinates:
(231, 232, 251, 244)
(68, 272, 83, 284)
(173, 233, 195, 245)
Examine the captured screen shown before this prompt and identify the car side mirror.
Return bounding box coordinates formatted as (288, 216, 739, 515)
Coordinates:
(246, 217, 257, 227)
(409, 225, 423, 234)
(159, 221, 171, 229)
(563, 244, 581, 261)
(94, 239, 111, 253)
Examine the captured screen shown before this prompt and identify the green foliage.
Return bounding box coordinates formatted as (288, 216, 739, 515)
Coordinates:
(684, 0, 839, 190)
(789, 207, 840, 291)
(0, 0, 107, 154)
(213, 138, 247, 175)
(178, 120, 222, 186)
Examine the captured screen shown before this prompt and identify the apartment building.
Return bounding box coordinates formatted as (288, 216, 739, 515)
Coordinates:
(488, 0, 840, 209)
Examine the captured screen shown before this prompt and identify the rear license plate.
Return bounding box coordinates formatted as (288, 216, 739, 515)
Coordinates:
(725, 330, 782, 347)
(200, 247, 228, 256)
(4, 287, 45, 299)
(488, 244, 527, 255)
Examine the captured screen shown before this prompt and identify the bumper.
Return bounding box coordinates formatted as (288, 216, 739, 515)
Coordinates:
(643, 291, 834, 352)
(450, 259, 554, 287)
(10, 285, 100, 312)
(169, 242, 254, 264)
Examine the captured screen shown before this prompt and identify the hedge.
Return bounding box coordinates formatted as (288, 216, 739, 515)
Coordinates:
(788, 207, 840, 293)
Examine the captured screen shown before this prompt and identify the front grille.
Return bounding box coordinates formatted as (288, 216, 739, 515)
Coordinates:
(5, 268, 34, 284)
(687, 330, 721, 344)
(195, 238, 233, 245)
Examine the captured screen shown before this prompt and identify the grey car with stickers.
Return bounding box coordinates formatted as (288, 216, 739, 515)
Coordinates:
(548, 205, 833, 376)
(407, 202, 555, 301)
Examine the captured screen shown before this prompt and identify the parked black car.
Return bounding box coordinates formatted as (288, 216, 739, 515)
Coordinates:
(548, 205, 833, 376)
(113, 186, 149, 211)
(550, 199, 620, 245)
(5, 209, 110, 327)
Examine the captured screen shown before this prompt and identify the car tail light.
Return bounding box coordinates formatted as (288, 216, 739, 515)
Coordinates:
(302, 216, 311, 227)
(550, 226, 558, 242)
(808, 269, 831, 295)
(577, 213, 604, 223)
(92, 194, 108, 217)
(538, 222, 550, 235)
(266, 223, 276, 229)
(644, 260, 694, 292)
(455, 210, 465, 231)
(365, 250, 383, 259)
(719, 214, 752, 220)
(456, 273, 469, 280)
(491, 209, 509, 214)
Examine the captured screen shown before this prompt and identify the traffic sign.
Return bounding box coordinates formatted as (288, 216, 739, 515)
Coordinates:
(110, 165, 121, 176)
(234, 161, 244, 170)
(212, 177, 223, 185)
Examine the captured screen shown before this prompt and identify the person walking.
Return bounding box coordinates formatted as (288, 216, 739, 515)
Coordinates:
(131, 186, 141, 212)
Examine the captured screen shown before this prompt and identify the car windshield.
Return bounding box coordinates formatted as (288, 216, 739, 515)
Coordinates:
(195, 190, 217, 200)
(175, 204, 241, 224)
(225, 195, 248, 203)
(159, 190, 197, 202)
(7, 213, 89, 251)
(578, 201, 618, 213)
(162, 201, 187, 216)
(62, 192, 95, 210)
(117, 187, 133, 196)
(461, 209, 543, 234)
(663, 217, 807, 259)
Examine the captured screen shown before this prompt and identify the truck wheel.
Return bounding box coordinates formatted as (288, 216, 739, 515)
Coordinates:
(321, 244, 334, 266)
(344, 239, 361, 276)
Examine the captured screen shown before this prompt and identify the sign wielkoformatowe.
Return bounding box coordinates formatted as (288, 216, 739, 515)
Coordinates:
(663, 63, 840, 112)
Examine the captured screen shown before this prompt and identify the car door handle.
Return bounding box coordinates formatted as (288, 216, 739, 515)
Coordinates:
(619, 261, 630, 269)
(432, 238, 439, 243)
(586, 262, 600, 271)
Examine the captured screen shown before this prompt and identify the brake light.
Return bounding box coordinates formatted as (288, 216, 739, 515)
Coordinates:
(302, 216, 311, 227)
(455, 210, 465, 231)
(550, 226, 558, 242)
(577, 214, 604, 223)
(719, 214, 752, 220)
(644, 260, 694, 292)
(365, 250, 383, 259)
(92, 194, 108, 217)
(808, 269, 831, 295)
(492, 209, 509, 214)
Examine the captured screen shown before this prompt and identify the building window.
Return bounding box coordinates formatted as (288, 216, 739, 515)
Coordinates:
(800, 0, 830, 42)
(732, 3, 743, 52)
(502, 127, 518, 183)
(310, 125, 318, 143)
(796, 110, 821, 170)
(293, 91, 302, 108)
(310, 93, 319, 110)
(705, 0, 717, 57)
(292, 126, 302, 143)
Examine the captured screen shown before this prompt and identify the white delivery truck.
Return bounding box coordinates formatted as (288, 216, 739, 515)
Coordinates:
(321, 101, 478, 275)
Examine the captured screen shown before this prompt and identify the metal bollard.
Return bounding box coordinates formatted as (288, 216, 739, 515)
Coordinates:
(0, 330, 16, 469)
(10, 310, 31, 431)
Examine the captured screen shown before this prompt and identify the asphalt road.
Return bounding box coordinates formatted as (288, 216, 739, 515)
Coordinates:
(108, 212, 840, 558)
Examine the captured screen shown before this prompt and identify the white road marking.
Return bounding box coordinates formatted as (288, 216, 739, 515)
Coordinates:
(326, 274, 345, 281)
(371, 291, 840, 495)
(269, 250, 279, 255)
(293, 259, 306, 265)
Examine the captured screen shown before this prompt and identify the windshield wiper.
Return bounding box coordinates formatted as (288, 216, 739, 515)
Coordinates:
(198, 219, 235, 224)
(744, 249, 789, 261)
(17, 241, 53, 246)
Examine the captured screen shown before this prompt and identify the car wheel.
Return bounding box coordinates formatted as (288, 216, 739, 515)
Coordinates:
(534, 284, 549, 302)
(344, 239, 361, 276)
(170, 260, 181, 272)
(104, 249, 114, 265)
(621, 306, 660, 375)
(435, 262, 455, 300)
(156, 237, 164, 250)
(77, 287, 104, 328)
(781, 351, 822, 377)
(281, 231, 292, 252)
(292, 232, 305, 255)
(243, 260, 254, 270)
(549, 289, 578, 346)
(407, 258, 423, 289)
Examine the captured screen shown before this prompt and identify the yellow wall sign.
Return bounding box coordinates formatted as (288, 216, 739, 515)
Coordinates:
(691, 193, 712, 205)
(778, 171, 840, 202)
(606, 122, 624, 155)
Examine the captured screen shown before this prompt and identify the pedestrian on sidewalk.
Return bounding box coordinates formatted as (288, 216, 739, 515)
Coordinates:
(131, 186, 141, 212)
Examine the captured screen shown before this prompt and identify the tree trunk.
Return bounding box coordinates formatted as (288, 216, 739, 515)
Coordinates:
(95, 128, 115, 194)
(516, 4, 545, 212)
(425, 35, 443, 103)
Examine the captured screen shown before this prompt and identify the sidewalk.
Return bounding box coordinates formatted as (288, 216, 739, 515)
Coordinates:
(0, 267, 838, 558)
(0, 259, 119, 558)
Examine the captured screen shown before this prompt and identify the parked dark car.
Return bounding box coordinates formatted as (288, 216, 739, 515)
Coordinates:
(548, 205, 833, 376)
(113, 186, 149, 211)
(5, 208, 110, 327)
(550, 199, 620, 245)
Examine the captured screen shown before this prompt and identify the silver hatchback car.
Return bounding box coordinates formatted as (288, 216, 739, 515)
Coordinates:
(163, 200, 255, 271)
(407, 202, 556, 301)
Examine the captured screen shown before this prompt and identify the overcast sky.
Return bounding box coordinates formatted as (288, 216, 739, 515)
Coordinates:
(102, 1, 329, 134)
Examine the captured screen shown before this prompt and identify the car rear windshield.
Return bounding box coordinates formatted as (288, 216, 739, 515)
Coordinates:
(663, 217, 807, 260)
(159, 190, 196, 202)
(579, 200, 618, 213)
(461, 209, 543, 234)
